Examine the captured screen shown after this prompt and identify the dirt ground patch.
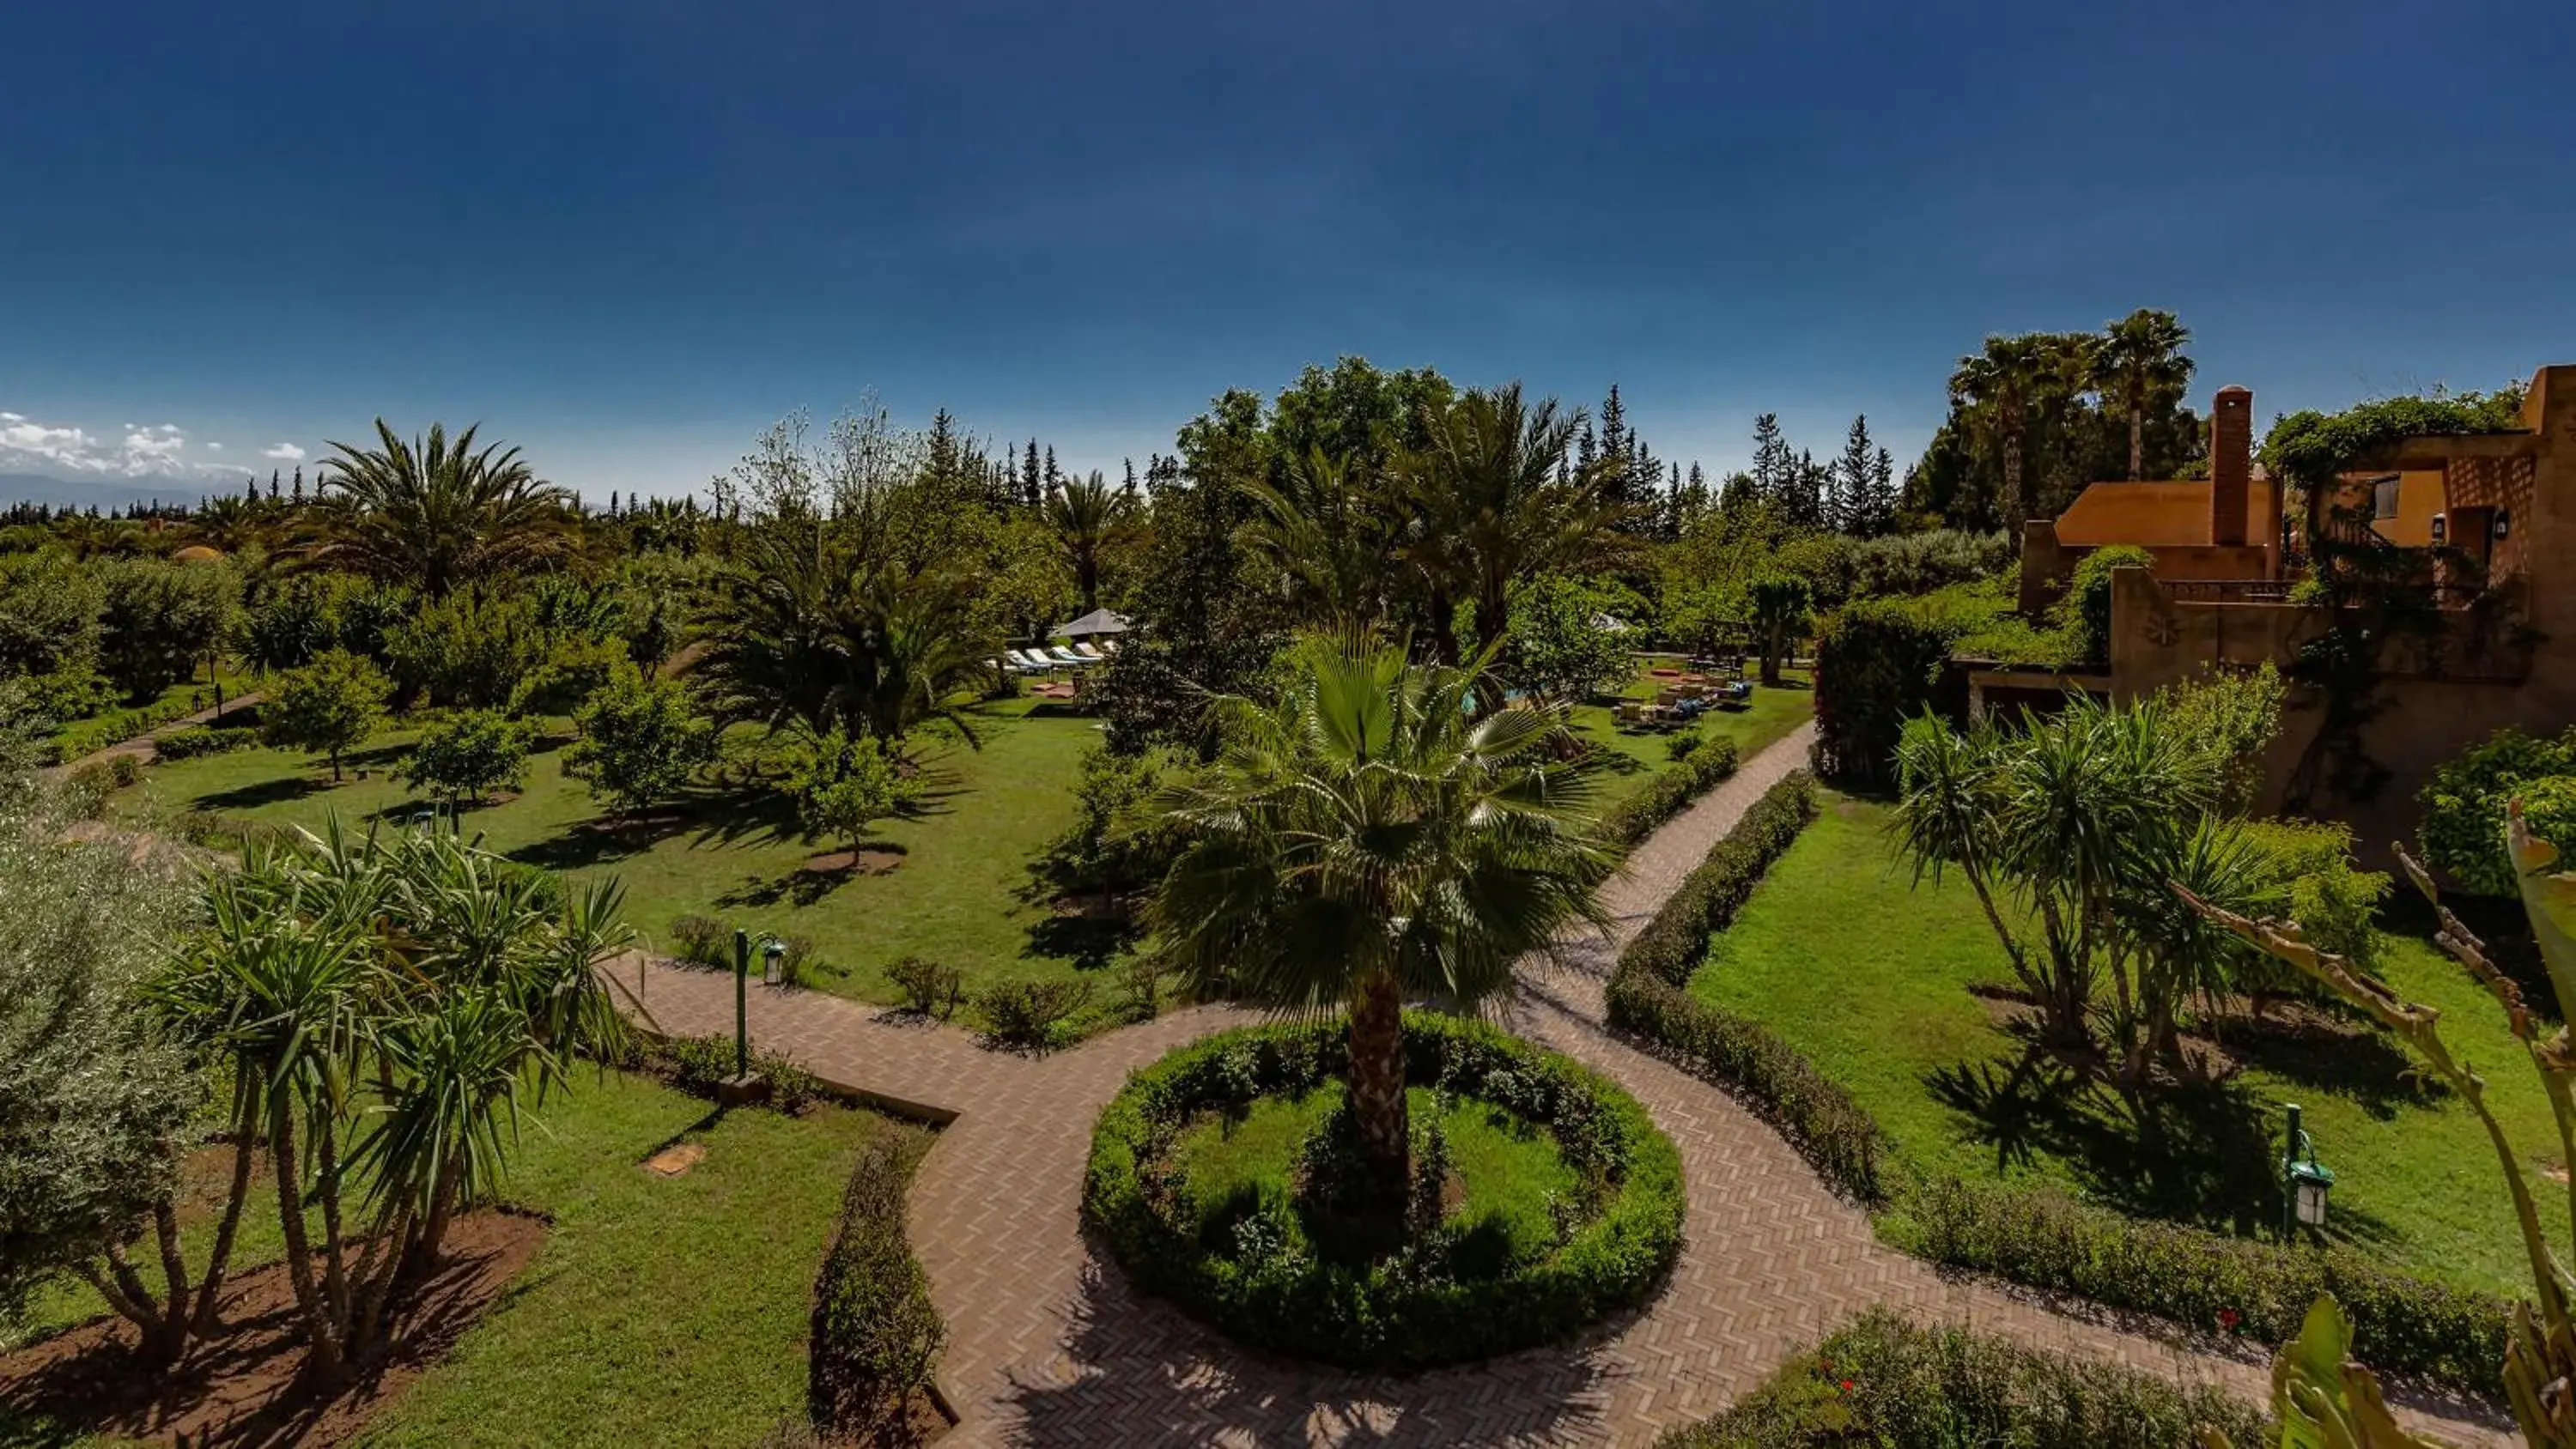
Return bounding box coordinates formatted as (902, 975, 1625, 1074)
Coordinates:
(0, 1210, 546, 1448)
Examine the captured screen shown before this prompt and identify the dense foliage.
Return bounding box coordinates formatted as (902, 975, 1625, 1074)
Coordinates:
(1809, 596, 1964, 785)
(2418, 726, 2576, 897)
(1084, 1015, 1682, 1370)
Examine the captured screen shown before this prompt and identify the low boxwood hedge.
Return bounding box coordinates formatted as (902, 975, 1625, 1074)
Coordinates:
(1084, 1013, 1684, 1371)
(1604, 770, 2516, 1401)
(1603, 770, 1885, 1200)
(1601, 736, 1741, 849)
(1890, 1175, 2508, 1398)
(1659, 1308, 2266, 1448)
(810, 1131, 945, 1438)
(154, 724, 261, 760)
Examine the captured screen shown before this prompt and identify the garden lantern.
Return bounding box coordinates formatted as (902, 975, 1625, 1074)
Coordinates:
(762, 935, 785, 987)
(2281, 1103, 2335, 1235)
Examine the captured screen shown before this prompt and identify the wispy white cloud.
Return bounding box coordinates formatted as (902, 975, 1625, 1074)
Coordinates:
(0, 409, 240, 478)
(207, 442, 224, 452)
(262, 442, 307, 462)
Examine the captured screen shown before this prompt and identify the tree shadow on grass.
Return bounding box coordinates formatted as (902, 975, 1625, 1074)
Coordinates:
(1023, 911, 1144, 972)
(2209, 1006, 2443, 1121)
(1927, 1036, 2412, 1253)
(195, 775, 337, 811)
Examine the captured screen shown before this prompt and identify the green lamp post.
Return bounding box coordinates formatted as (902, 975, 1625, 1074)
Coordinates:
(2281, 1102, 2336, 1239)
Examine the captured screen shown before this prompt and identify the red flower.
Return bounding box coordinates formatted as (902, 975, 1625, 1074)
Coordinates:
(1839, 1379, 1855, 1392)
(2218, 1307, 2242, 1331)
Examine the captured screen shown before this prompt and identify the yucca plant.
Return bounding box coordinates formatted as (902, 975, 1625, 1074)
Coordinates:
(1145, 631, 1615, 1209)
(149, 820, 637, 1385)
(2184, 802, 2576, 1447)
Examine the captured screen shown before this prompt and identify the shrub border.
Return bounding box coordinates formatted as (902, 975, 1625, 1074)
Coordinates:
(1601, 736, 1741, 850)
(1083, 1013, 1686, 1372)
(810, 1129, 951, 1439)
(1602, 770, 2515, 1400)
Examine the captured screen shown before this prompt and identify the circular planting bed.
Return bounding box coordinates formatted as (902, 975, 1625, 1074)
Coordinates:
(1084, 1013, 1683, 1371)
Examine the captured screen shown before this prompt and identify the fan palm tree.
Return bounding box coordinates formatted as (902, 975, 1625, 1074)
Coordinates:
(1400, 384, 1638, 663)
(1042, 470, 1124, 612)
(1147, 633, 1615, 1207)
(1949, 336, 2051, 535)
(2095, 310, 2195, 482)
(317, 421, 571, 597)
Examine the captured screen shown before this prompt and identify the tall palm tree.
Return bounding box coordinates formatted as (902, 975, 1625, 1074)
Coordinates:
(1147, 633, 1615, 1206)
(1400, 384, 1637, 663)
(2095, 310, 2195, 482)
(318, 421, 571, 597)
(1949, 336, 2050, 536)
(1241, 446, 1403, 627)
(1042, 470, 1123, 612)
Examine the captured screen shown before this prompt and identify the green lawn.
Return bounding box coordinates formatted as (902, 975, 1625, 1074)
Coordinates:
(1689, 791, 2551, 1300)
(1569, 666, 1814, 791)
(5, 1073, 917, 1449)
(113, 696, 1115, 1013)
(1172, 1084, 1577, 1265)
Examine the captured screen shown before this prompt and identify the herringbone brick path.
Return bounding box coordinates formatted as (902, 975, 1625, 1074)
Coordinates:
(624, 726, 2513, 1447)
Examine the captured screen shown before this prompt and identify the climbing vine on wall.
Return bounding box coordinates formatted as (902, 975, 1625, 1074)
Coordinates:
(2257, 388, 2527, 810)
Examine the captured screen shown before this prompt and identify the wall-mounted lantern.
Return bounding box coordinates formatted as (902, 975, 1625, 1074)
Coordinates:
(2431, 513, 2447, 544)
(2494, 508, 2512, 542)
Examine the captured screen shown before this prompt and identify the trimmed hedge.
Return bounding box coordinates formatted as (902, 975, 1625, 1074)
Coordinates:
(1601, 736, 1741, 849)
(1084, 1013, 1684, 1371)
(154, 724, 261, 760)
(1810, 597, 1960, 786)
(1603, 770, 1886, 1201)
(810, 1132, 945, 1439)
(1893, 1176, 2509, 1399)
(44, 696, 204, 766)
(1660, 1308, 2266, 1448)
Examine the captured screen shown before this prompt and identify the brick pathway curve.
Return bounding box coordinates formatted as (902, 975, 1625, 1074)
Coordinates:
(624, 725, 2512, 1447)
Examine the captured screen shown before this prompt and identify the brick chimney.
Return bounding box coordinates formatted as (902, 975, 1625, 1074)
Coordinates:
(2210, 385, 2252, 547)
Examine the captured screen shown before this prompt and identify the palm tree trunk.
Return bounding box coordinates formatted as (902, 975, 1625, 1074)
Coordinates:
(1425, 585, 1459, 665)
(1346, 972, 1410, 1206)
(2002, 435, 2027, 537)
(2128, 400, 2146, 482)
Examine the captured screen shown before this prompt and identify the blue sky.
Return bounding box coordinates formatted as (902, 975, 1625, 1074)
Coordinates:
(3, 0, 2568, 499)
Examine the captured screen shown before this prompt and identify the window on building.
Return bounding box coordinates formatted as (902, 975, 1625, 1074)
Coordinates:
(2371, 476, 2401, 521)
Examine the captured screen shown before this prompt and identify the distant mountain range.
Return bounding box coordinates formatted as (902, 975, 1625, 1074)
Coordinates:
(0, 471, 251, 512)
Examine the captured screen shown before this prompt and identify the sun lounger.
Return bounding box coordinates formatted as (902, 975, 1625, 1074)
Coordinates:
(1072, 642, 1109, 662)
(1047, 646, 1091, 666)
(1007, 648, 1057, 671)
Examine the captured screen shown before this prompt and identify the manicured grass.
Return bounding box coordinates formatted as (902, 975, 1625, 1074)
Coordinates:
(7, 1073, 917, 1449)
(1172, 1085, 1579, 1265)
(1688, 791, 2552, 1300)
(1569, 665, 1814, 791)
(43, 664, 252, 757)
(114, 696, 1115, 1012)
